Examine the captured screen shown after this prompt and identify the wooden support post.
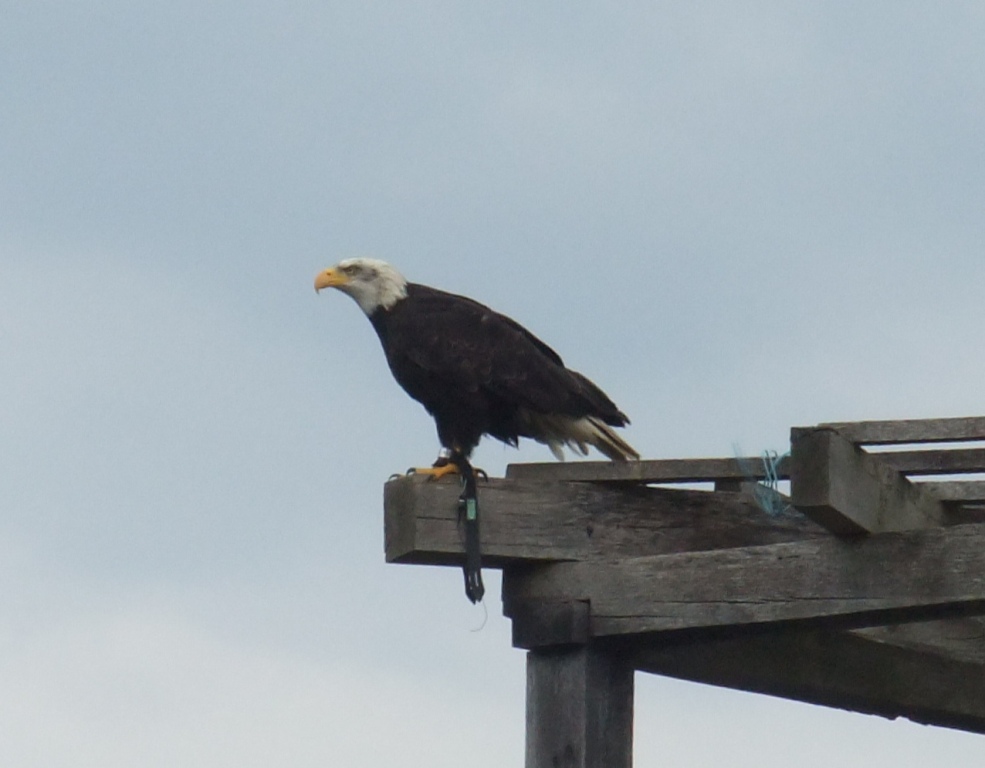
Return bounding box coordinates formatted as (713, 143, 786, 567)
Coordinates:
(526, 646, 634, 768)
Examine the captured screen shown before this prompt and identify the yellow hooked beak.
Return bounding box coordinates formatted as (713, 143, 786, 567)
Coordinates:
(314, 267, 348, 292)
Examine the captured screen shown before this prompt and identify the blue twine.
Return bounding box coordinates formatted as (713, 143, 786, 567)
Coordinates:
(731, 444, 794, 518)
(753, 449, 792, 518)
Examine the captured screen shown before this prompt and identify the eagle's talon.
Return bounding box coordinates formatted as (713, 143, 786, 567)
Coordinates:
(405, 462, 462, 481)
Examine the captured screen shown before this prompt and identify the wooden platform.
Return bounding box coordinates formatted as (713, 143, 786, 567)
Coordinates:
(384, 417, 985, 767)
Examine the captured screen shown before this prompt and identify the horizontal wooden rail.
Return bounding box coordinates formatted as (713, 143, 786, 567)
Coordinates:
(502, 523, 985, 637)
(818, 416, 985, 445)
(505, 456, 788, 484)
(633, 627, 985, 734)
(505, 449, 985, 485)
(384, 475, 825, 567)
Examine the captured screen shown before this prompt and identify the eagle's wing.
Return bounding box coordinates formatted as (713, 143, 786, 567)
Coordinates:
(386, 286, 627, 426)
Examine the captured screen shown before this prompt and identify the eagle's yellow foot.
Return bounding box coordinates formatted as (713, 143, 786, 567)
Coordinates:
(406, 450, 487, 481)
(407, 462, 461, 481)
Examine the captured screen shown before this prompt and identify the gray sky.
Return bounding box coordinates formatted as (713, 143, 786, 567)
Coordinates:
(3, 2, 984, 765)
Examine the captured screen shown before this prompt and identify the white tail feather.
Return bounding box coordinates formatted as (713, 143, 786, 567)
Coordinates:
(523, 412, 639, 462)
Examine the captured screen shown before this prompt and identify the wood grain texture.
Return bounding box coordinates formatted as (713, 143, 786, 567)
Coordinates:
(819, 416, 985, 445)
(924, 481, 985, 503)
(525, 646, 633, 768)
(506, 456, 791, 483)
(790, 428, 944, 534)
(504, 444, 985, 485)
(503, 524, 985, 637)
(855, 618, 985, 666)
(632, 629, 985, 734)
(878, 447, 985, 476)
(384, 475, 826, 567)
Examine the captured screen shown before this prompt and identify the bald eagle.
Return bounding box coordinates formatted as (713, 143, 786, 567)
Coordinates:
(315, 258, 638, 476)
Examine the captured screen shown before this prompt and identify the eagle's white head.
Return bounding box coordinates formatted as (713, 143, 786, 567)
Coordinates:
(314, 258, 409, 315)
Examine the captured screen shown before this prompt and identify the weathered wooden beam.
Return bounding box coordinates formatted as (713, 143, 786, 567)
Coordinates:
(855, 618, 985, 666)
(525, 646, 633, 768)
(506, 447, 985, 485)
(924, 481, 985, 503)
(878, 447, 985, 476)
(506, 599, 985, 669)
(506, 456, 789, 484)
(819, 416, 985, 445)
(632, 628, 985, 734)
(790, 428, 943, 534)
(384, 475, 826, 567)
(502, 524, 985, 639)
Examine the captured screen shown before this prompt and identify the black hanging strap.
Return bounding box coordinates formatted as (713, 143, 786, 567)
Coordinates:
(457, 460, 485, 604)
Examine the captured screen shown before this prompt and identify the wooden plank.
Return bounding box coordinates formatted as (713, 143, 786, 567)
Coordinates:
(384, 475, 826, 567)
(505, 448, 985, 486)
(506, 456, 790, 484)
(502, 524, 985, 638)
(526, 646, 633, 768)
(506, 599, 985, 666)
(819, 416, 985, 445)
(878, 448, 985, 476)
(924, 481, 985, 503)
(790, 428, 943, 534)
(855, 618, 985, 666)
(632, 629, 985, 734)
